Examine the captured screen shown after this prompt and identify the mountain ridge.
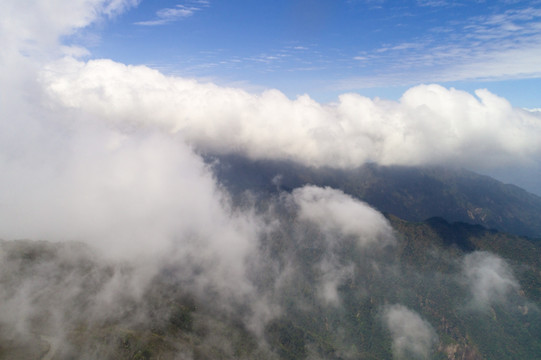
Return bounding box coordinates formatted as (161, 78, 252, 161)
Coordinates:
(207, 154, 541, 239)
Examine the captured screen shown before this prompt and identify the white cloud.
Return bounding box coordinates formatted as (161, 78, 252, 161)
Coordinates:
(60, 45, 91, 58)
(42, 58, 541, 171)
(0, 95, 261, 305)
(462, 251, 520, 310)
(135, 1, 209, 26)
(316, 259, 354, 305)
(0, 0, 138, 56)
(292, 186, 394, 247)
(0, 0, 260, 309)
(383, 304, 438, 359)
(417, 0, 449, 6)
(290, 186, 394, 305)
(337, 5, 541, 89)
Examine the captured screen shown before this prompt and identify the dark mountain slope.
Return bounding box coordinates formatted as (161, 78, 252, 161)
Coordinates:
(208, 154, 541, 238)
(388, 215, 541, 301)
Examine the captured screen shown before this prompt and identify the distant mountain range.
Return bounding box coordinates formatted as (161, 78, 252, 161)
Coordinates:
(209, 154, 541, 239)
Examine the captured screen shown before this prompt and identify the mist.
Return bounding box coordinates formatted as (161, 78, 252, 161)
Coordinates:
(383, 304, 438, 360)
(462, 251, 521, 310)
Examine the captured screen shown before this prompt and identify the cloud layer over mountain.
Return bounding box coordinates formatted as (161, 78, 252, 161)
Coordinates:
(43, 57, 541, 171)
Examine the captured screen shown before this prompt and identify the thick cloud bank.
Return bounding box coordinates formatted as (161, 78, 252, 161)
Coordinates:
(42, 57, 541, 170)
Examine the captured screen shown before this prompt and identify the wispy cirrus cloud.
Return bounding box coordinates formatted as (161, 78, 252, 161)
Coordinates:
(153, 43, 323, 78)
(416, 0, 450, 7)
(135, 0, 209, 26)
(337, 5, 541, 89)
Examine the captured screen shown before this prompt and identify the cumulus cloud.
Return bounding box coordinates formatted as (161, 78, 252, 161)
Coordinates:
(462, 251, 520, 309)
(292, 186, 394, 247)
(383, 304, 438, 359)
(42, 57, 541, 171)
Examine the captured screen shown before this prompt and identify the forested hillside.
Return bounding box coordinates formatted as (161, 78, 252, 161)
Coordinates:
(2, 184, 540, 359)
(210, 155, 541, 239)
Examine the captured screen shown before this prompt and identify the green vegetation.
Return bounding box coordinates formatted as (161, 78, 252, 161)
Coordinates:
(3, 210, 540, 359)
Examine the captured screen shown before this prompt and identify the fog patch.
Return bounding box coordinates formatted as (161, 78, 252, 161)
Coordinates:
(462, 251, 520, 310)
(383, 304, 438, 360)
(287, 186, 395, 305)
(292, 185, 394, 248)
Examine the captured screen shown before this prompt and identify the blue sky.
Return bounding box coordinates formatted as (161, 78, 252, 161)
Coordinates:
(2, 0, 540, 197)
(77, 0, 541, 107)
